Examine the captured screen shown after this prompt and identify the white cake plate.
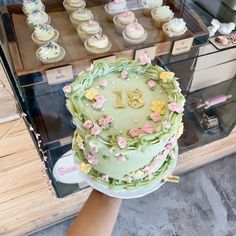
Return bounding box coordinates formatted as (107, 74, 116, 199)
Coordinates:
(77, 146, 178, 199)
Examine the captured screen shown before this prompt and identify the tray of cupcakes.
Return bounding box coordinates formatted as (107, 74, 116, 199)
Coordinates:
(1, 0, 209, 76)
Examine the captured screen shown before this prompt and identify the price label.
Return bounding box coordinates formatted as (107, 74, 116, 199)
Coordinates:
(135, 46, 157, 61)
(46, 65, 73, 85)
(172, 37, 194, 56)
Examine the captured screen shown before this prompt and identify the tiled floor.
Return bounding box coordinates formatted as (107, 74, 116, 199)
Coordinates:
(31, 154, 236, 236)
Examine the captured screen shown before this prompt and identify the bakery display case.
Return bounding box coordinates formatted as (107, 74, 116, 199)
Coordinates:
(0, 0, 235, 197)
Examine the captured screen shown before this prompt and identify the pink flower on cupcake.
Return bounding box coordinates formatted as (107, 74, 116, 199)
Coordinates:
(116, 154, 126, 162)
(91, 124, 101, 136)
(168, 102, 184, 113)
(147, 80, 157, 89)
(117, 137, 127, 149)
(98, 115, 113, 127)
(89, 146, 98, 154)
(102, 174, 109, 182)
(163, 120, 171, 129)
(84, 120, 94, 129)
(128, 128, 140, 138)
(150, 112, 161, 122)
(141, 123, 155, 134)
(87, 154, 97, 165)
(63, 85, 72, 93)
(99, 79, 107, 87)
(92, 95, 106, 110)
(120, 70, 128, 79)
(139, 53, 151, 65)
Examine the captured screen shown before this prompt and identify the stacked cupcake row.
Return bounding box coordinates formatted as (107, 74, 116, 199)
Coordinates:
(22, 0, 65, 64)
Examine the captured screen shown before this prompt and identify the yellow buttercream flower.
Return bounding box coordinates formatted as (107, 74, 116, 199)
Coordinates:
(76, 133, 83, 145)
(80, 162, 92, 174)
(160, 71, 175, 82)
(151, 100, 166, 116)
(84, 88, 99, 100)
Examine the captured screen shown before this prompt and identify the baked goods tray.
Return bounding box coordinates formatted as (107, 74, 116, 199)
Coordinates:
(2, 1, 209, 76)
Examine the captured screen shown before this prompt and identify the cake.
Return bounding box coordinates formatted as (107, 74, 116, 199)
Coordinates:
(162, 18, 187, 37)
(36, 42, 65, 64)
(84, 34, 112, 54)
(31, 24, 59, 45)
(113, 11, 137, 35)
(104, 0, 127, 21)
(64, 58, 185, 193)
(142, 0, 163, 17)
(26, 10, 51, 29)
(151, 6, 174, 29)
(63, 0, 86, 14)
(122, 23, 148, 45)
(22, 0, 45, 15)
(69, 9, 94, 28)
(77, 20, 102, 43)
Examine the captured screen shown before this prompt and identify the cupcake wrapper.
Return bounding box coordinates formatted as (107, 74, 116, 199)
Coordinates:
(31, 30, 60, 46)
(36, 46, 66, 64)
(122, 30, 148, 45)
(63, 0, 86, 14)
(84, 40, 112, 54)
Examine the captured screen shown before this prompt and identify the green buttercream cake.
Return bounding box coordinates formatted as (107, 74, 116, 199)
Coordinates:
(64, 57, 185, 192)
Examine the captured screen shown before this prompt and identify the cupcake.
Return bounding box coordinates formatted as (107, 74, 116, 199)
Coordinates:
(22, 0, 45, 15)
(142, 0, 163, 17)
(26, 10, 51, 29)
(113, 11, 137, 35)
(104, 0, 127, 21)
(31, 24, 59, 45)
(69, 9, 94, 28)
(36, 42, 65, 64)
(84, 34, 112, 54)
(77, 20, 102, 43)
(151, 6, 174, 29)
(162, 18, 187, 37)
(63, 0, 86, 14)
(122, 23, 148, 45)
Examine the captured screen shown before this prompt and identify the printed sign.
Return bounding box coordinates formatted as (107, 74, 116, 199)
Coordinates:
(46, 65, 73, 85)
(135, 46, 157, 61)
(172, 37, 194, 55)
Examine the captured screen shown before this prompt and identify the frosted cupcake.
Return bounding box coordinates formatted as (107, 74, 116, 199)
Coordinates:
(162, 18, 187, 37)
(22, 0, 45, 15)
(26, 10, 51, 29)
(36, 42, 65, 64)
(122, 23, 148, 45)
(151, 6, 174, 29)
(84, 34, 112, 54)
(104, 0, 127, 21)
(142, 0, 163, 17)
(31, 24, 59, 45)
(70, 9, 94, 28)
(113, 11, 137, 35)
(77, 20, 102, 43)
(63, 0, 86, 14)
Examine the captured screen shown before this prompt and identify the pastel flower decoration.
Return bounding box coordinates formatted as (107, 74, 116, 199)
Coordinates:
(160, 71, 175, 83)
(150, 112, 161, 122)
(89, 146, 98, 154)
(92, 95, 106, 110)
(147, 80, 157, 89)
(76, 133, 84, 150)
(116, 154, 126, 162)
(124, 176, 132, 183)
(63, 85, 72, 94)
(102, 174, 109, 182)
(83, 120, 94, 129)
(91, 124, 101, 136)
(134, 170, 144, 178)
(84, 88, 99, 100)
(87, 154, 97, 165)
(128, 128, 140, 138)
(151, 100, 166, 115)
(168, 102, 184, 113)
(99, 79, 107, 87)
(162, 120, 171, 129)
(120, 70, 128, 79)
(105, 115, 113, 123)
(141, 123, 155, 134)
(98, 115, 113, 127)
(139, 53, 151, 65)
(144, 165, 154, 175)
(80, 162, 92, 174)
(117, 137, 127, 149)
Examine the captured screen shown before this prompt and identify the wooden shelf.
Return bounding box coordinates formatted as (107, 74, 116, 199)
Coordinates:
(0, 119, 236, 235)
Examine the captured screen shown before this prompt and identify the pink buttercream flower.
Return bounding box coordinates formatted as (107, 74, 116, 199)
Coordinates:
(168, 102, 184, 113)
(163, 120, 171, 129)
(120, 70, 128, 79)
(141, 123, 155, 134)
(83, 120, 94, 129)
(116, 154, 126, 162)
(166, 136, 177, 149)
(91, 124, 101, 135)
(117, 137, 127, 149)
(147, 80, 157, 89)
(89, 146, 98, 154)
(106, 115, 113, 123)
(99, 79, 107, 87)
(98, 115, 113, 127)
(150, 112, 161, 122)
(139, 53, 151, 65)
(102, 174, 109, 182)
(92, 95, 106, 110)
(87, 154, 97, 165)
(128, 128, 140, 138)
(63, 85, 72, 93)
(144, 165, 154, 175)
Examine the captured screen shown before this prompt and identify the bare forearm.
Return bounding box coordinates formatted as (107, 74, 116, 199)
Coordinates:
(66, 189, 122, 236)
